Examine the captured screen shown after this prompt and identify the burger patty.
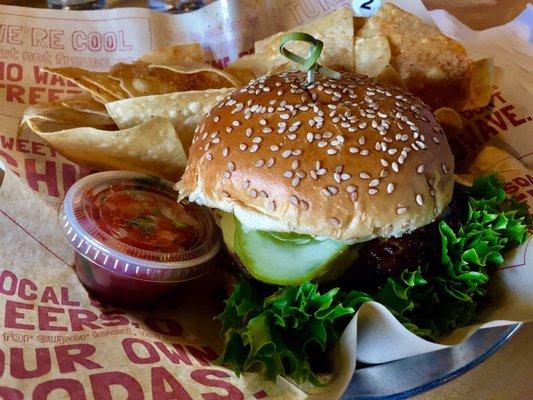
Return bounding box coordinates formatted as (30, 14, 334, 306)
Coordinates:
(342, 190, 468, 293)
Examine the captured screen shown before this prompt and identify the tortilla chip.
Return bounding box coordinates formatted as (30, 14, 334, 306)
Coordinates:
(354, 36, 391, 77)
(434, 107, 463, 129)
(376, 64, 406, 89)
(150, 62, 241, 88)
(20, 100, 116, 133)
(139, 43, 205, 64)
(454, 173, 474, 187)
(42, 67, 127, 103)
(254, 7, 355, 73)
(225, 53, 267, 84)
(60, 93, 110, 117)
(462, 58, 494, 111)
(357, 3, 473, 110)
(106, 88, 232, 150)
(29, 117, 186, 180)
(109, 61, 236, 97)
(468, 146, 527, 178)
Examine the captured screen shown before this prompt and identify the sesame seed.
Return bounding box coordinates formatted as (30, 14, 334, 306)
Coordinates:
(291, 160, 299, 170)
(360, 150, 369, 156)
(213, 116, 220, 123)
(222, 147, 229, 157)
(329, 217, 340, 226)
(380, 169, 388, 178)
(380, 159, 389, 167)
(223, 171, 231, 179)
(442, 163, 449, 173)
(369, 178, 380, 187)
(349, 147, 359, 154)
(270, 144, 279, 152)
(283, 171, 293, 178)
(327, 186, 338, 194)
(206, 152, 213, 161)
(327, 149, 338, 155)
(266, 158, 275, 168)
(291, 177, 300, 187)
(227, 162, 235, 171)
(368, 188, 378, 195)
(255, 159, 265, 167)
(359, 136, 366, 145)
(268, 201, 276, 211)
(240, 143, 247, 151)
(397, 206, 407, 215)
(282, 149, 292, 158)
(307, 133, 314, 143)
(350, 191, 358, 202)
(416, 194, 423, 206)
(417, 165, 424, 174)
(341, 173, 350, 181)
(311, 170, 318, 180)
(318, 141, 327, 148)
(259, 119, 267, 125)
(242, 180, 250, 189)
(388, 148, 397, 155)
(280, 113, 290, 120)
(232, 120, 240, 127)
(359, 172, 370, 179)
(245, 128, 252, 137)
(433, 136, 441, 144)
(212, 137, 221, 144)
(334, 172, 341, 183)
(263, 127, 272, 134)
(249, 144, 259, 153)
(387, 183, 394, 193)
(290, 195, 299, 205)
(287, 133, 297, 140)
(398, 155, 405, 165)
(392, 162, 399, 173)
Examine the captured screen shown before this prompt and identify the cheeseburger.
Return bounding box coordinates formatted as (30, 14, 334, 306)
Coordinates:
(176, 71, 454, 290)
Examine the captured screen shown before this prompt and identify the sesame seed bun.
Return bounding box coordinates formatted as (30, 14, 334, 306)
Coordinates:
(176, 71, 454, 242)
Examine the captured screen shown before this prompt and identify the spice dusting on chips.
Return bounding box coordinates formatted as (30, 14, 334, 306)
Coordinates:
(356, 3, 474, 110)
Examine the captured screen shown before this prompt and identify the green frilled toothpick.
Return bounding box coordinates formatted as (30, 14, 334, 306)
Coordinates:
(279, 32, 341, 84)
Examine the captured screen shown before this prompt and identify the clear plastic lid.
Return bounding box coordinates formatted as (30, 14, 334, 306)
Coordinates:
(59, 171, 220, 282)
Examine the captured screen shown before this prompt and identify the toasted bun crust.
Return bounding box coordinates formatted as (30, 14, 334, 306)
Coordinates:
(177, 71, 454, 242)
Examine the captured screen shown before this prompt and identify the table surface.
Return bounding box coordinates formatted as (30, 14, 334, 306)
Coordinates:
(0, 1, 531, 399)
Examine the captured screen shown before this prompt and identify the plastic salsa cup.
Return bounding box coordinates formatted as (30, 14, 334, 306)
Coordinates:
(59, 171, 220, 305)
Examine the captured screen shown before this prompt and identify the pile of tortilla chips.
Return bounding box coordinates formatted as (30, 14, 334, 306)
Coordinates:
(20, 3, 494, 181)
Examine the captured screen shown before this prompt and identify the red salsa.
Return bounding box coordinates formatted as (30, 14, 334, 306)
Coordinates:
(60, 172, 220, 305)
(86, 183, 198, 252)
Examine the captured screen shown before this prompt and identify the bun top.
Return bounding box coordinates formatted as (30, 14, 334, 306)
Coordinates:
(177, 71, 454, 242)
